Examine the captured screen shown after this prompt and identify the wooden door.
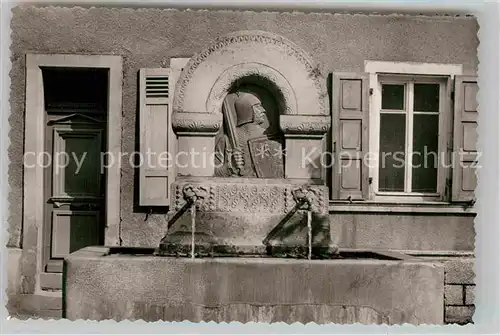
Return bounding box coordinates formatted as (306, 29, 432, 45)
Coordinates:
(43, 110, 106, 274)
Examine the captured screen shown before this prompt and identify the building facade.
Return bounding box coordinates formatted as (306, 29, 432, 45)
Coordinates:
(7, 6, 478, 323)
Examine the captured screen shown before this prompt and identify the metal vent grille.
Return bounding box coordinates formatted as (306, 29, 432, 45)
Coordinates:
(145, 76, 169, 98)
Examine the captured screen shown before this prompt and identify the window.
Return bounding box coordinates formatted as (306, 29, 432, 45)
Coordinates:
(364, 61, 464, 202)
(332, 62, 476, 207)
(376, 76, 446, 199)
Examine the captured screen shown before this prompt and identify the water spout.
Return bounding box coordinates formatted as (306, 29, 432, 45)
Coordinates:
(289, 188, 315, 260)
(159, 199, 193, 245)
(158, 184, 205, 255)
(307, 209, 312, 260)
(182, 185, 201, 260)
(191, 203, 196, 259)
(263, 187, 315, 259)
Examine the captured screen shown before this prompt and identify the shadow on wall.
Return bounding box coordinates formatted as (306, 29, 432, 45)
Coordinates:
(326, 73, 333, 196)
(304, 74, 332, 188)
(265, 211, 330, 247)
(305, 150, 327, 182)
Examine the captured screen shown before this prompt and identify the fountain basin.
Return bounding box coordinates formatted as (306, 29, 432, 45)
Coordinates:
(64, 246, 444, 324)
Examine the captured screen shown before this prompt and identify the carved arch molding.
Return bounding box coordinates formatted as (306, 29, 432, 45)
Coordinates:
(172, 30, 330, 135)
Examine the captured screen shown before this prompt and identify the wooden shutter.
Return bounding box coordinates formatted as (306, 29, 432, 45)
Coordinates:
(139, 68, 173, 206)
(331, 73, 370, 200)
(452, 75, 478, 202)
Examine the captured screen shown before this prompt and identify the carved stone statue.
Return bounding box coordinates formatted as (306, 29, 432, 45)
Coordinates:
(214, 89, 284, 178)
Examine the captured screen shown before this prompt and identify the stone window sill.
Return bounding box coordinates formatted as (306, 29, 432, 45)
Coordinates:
(329, 201, 476, 214)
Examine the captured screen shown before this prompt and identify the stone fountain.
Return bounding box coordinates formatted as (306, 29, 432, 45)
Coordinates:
(64, 31, 444, 324)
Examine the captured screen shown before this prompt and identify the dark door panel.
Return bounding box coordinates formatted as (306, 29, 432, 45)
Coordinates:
(43, 112, 106, 274)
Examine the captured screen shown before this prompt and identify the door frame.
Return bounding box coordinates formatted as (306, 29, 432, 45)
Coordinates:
(24, 54, 122, 294)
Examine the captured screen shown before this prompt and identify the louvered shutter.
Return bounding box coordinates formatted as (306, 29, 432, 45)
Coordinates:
(452, 75, 478, 202)
(331, 73, 370, 200)
(139, 68, 173, 206)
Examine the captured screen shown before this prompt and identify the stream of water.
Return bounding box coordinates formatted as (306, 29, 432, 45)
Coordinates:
(191, 204, 196, 259)
(307, 210, 312, 260)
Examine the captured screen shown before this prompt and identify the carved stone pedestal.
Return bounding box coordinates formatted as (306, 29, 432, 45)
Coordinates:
(158, 178, 337, 258)
(163, 31, 334, 258)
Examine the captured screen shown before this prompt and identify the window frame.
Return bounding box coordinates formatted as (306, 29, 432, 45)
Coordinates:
(365, 61, 463, 203)
(375, 75, 446, 200)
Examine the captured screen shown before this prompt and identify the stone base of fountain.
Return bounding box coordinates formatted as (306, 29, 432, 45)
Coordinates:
(64, 246, 444, 324)
(156, 241, 338, 259)
(156, 231, 338, 258)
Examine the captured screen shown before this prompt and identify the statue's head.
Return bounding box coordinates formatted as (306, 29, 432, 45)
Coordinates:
(234, 91, 267, 127)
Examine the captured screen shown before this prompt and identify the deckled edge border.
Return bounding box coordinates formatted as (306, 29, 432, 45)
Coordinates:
(1, 1, 498, 334)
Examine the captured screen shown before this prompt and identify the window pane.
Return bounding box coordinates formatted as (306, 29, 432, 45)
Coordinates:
(381, 84, 405, 110)
(414, 83, 439, 112)
(412, 114, 439, 192)
(379, 114, 406, 192)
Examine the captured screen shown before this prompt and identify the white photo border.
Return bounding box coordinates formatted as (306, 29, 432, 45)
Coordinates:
(1, 0, 498, 334)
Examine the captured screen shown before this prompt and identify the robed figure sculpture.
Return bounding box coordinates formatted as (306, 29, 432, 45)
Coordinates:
(214, 90, 284, 178)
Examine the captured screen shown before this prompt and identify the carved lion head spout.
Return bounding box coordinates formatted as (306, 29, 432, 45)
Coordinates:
(291, 187, 319, 212)
(182, 184, 209, 208)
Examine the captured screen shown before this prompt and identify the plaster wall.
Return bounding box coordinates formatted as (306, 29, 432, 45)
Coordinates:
(331, 213, 475, 251)
(9, 7, 478, 249)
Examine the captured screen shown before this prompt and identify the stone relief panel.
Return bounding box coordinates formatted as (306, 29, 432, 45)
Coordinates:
(169, 31, 332, 181)
(214, 84, 285, 179)
(173, 183, 328, 214)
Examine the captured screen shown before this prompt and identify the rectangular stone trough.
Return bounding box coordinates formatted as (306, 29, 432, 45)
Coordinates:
(64, 246, 444, 324)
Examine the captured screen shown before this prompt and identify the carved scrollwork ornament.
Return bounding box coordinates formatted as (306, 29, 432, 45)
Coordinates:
(171, 112, 222, 135)
(173, 183, 327, 214)
(174, 30, 328, 115)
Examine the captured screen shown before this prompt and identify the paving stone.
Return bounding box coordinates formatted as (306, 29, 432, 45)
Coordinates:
(445, 306, 475, 324)
(445, 258, 475, 284)
(19, 294, 62, 311)
(444, 285, 463, 305)
(465, 285, 475, 305)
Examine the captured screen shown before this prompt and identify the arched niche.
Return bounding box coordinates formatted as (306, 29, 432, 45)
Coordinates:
(173, 30, 328, 116)
(171, 30, 331, 180)
(208, 63, 293, 118)
(222, 71, 285, 135)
